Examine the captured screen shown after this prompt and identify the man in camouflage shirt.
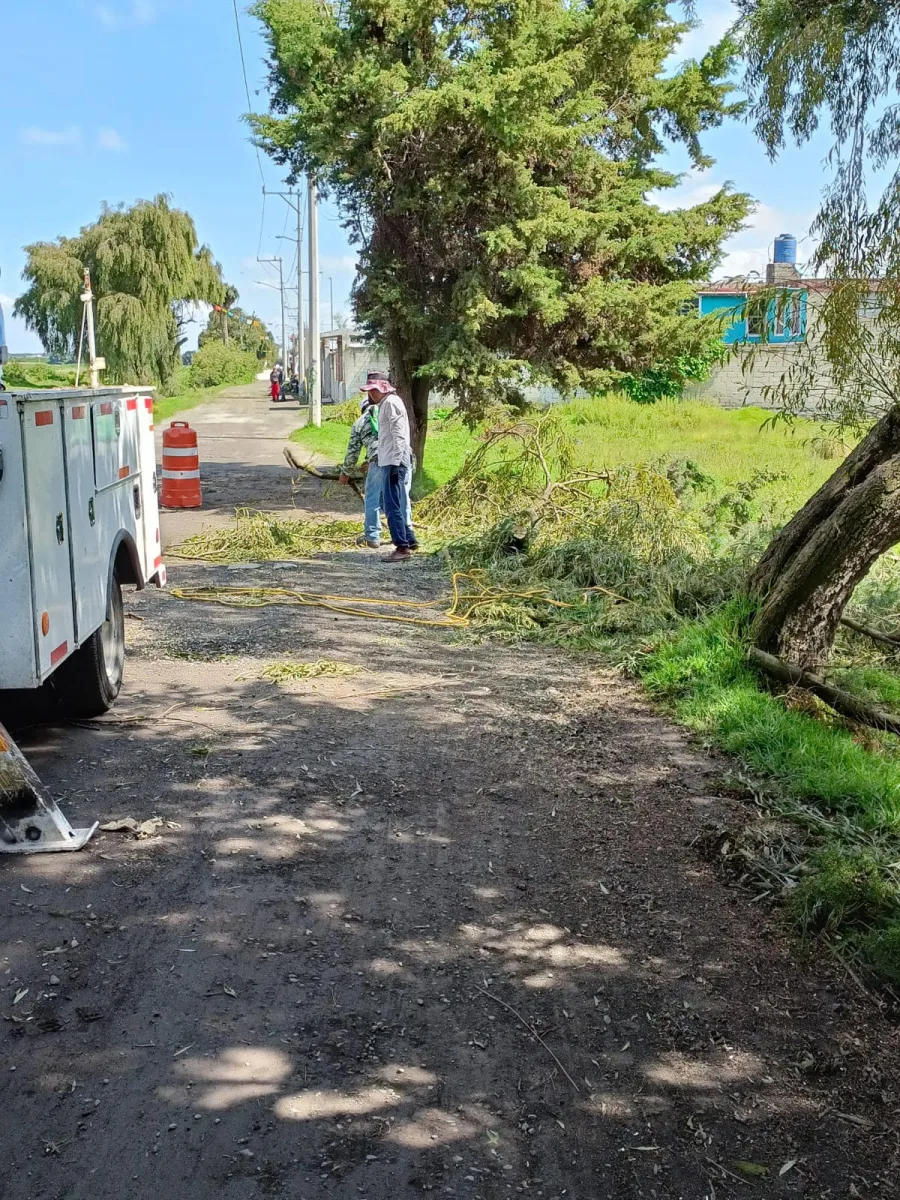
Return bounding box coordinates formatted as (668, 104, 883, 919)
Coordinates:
(339, 395, 383, 548)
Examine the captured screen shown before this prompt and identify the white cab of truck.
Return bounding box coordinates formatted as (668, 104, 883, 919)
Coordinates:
(0, 370, 166, 717)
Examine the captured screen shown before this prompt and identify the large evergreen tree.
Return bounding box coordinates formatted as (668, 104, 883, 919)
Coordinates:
(251, 0, 751, 462)
(15, 195, 225, 389)
(736, 0, 900, 669)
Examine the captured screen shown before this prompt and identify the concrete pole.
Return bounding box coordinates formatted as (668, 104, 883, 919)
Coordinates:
(296, 191, 305, 384)
(83, 269, 100, 389)
(308, 175, 321, 426)
(278, 256, 286, 368)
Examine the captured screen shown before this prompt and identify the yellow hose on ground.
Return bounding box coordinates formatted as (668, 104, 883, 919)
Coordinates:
(168, 571, 577, 629)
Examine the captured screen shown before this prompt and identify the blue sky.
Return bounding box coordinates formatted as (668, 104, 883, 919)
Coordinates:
(1, 0, 830, 354)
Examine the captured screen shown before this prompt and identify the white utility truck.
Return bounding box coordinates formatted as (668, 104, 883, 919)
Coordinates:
(0, 371, 166, 853)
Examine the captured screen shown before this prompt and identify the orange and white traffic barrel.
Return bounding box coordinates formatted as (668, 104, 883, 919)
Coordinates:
(161, 421, 202, 508)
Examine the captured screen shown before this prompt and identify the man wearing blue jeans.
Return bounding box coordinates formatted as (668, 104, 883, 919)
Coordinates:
(339, 396, 383, 548)
(360, 371, 418, 561)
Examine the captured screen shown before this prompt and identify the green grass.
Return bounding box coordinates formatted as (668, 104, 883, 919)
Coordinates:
(152, 367, 235, 425)
(291, 393, 840, 505)
(638, 603, 900, 988)
(290, 410, 475, 493)
(640, 604, 900, 828)
(3, 359, 79, 389)
(562, 394, 839, 520)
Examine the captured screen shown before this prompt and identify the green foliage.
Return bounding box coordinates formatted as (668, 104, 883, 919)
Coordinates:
(198, 297, 277, 363)
(325, 398, 363, 426)
(620, 344, 725, 404)
(789, 846, 899, 936)
(855, 923, 900, 988)
(2, 359, 78, 389)
(14, 196, 225, 390)
(251, 0, 751, 434)
(188, 341, 258, 389)
(738, 1, 900, 424)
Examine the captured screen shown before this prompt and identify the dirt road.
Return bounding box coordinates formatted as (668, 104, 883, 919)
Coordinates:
(1, 387, 898, 1199)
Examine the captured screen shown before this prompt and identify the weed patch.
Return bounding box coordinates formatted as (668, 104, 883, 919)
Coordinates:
(254, 659, 361, 683)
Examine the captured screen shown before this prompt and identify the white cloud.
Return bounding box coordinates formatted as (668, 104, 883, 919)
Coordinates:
(98, 127, 127, 152)
(652, 168, 722, 211)
(651, 169, 818, 280)
(320, 254, 358, 273)
(20, 125, 82, 147)
(94, 1, 156, 30)
(717, 200, 818, 279)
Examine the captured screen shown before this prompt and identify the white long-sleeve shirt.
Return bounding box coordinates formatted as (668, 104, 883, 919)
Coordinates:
(376, 391, 412, 467)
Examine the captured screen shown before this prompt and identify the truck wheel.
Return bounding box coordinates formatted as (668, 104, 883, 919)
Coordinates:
(55, 574, 126, 718)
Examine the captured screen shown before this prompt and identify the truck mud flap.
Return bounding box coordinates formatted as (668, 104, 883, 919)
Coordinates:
(0, 721, 97, 854)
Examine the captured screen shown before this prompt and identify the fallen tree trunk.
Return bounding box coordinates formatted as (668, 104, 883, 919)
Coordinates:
(748, 645, 900, 737)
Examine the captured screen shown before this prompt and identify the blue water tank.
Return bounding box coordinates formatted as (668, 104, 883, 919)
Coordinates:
(773, 234, 797, 265)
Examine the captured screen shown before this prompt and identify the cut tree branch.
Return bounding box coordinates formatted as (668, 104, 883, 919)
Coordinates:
(748, 646, 900, 737)
(840, 616, 900, 650)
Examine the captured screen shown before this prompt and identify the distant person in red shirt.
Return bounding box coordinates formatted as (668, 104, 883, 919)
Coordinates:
(269, 363, 284, 402)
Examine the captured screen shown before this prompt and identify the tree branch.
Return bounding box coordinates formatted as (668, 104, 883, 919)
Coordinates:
(840, 615, 900, 650)
(748, 646, 900, 737)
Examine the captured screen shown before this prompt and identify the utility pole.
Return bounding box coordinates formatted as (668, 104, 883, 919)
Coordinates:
(80, 269, 104, 389)
(265, 186, 305, 386)
(308, 175, 321, 426)
(257, 256, 286, 364)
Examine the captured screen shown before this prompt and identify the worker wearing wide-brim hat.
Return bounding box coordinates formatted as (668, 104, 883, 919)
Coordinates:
(359, 371, 418, 561)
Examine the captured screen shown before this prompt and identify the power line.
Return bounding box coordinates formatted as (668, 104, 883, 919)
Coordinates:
(257, 189, 267, 258)
(232, 0, 266, 186)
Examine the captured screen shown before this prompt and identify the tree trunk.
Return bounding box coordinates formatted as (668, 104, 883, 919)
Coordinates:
(751, 411, 900, 669)
(750, 406, 900, 595)
(388, 333, 431, 471)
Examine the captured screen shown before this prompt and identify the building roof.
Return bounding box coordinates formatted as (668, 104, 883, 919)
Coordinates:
(697, 277, 838, 296)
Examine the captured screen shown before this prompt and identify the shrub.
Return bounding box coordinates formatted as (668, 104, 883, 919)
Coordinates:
(188, 342, 258, 389)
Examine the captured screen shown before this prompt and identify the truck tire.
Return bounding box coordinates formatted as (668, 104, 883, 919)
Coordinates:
(54, 574, 126, 718)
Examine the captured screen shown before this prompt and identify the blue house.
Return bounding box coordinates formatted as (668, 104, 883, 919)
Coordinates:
(698, 234, 808, 346)
(684, 235, 843, 410)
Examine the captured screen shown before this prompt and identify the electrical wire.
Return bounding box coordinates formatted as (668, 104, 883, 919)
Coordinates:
(233, 0, 266, 186)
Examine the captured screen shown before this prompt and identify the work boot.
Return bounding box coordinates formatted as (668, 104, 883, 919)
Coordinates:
(356, 535, 380, 549)
(383, 548, 411, 562)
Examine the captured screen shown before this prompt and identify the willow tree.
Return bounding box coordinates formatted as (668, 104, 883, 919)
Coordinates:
(251, 0, 750, 463)
(15, 196, 225, 389)
(737, 0, 900, 668)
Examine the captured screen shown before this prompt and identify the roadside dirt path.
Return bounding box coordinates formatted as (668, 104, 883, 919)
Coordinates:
(1, 388, 898, 1199)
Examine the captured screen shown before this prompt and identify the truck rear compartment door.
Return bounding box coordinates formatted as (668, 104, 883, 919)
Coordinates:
(22, 402, 75, 681)
(92, 396, 139, 489)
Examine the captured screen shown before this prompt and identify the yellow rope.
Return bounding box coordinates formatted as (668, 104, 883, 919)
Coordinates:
(169, 584, 469, 628)
(167, 571, 577, 629)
